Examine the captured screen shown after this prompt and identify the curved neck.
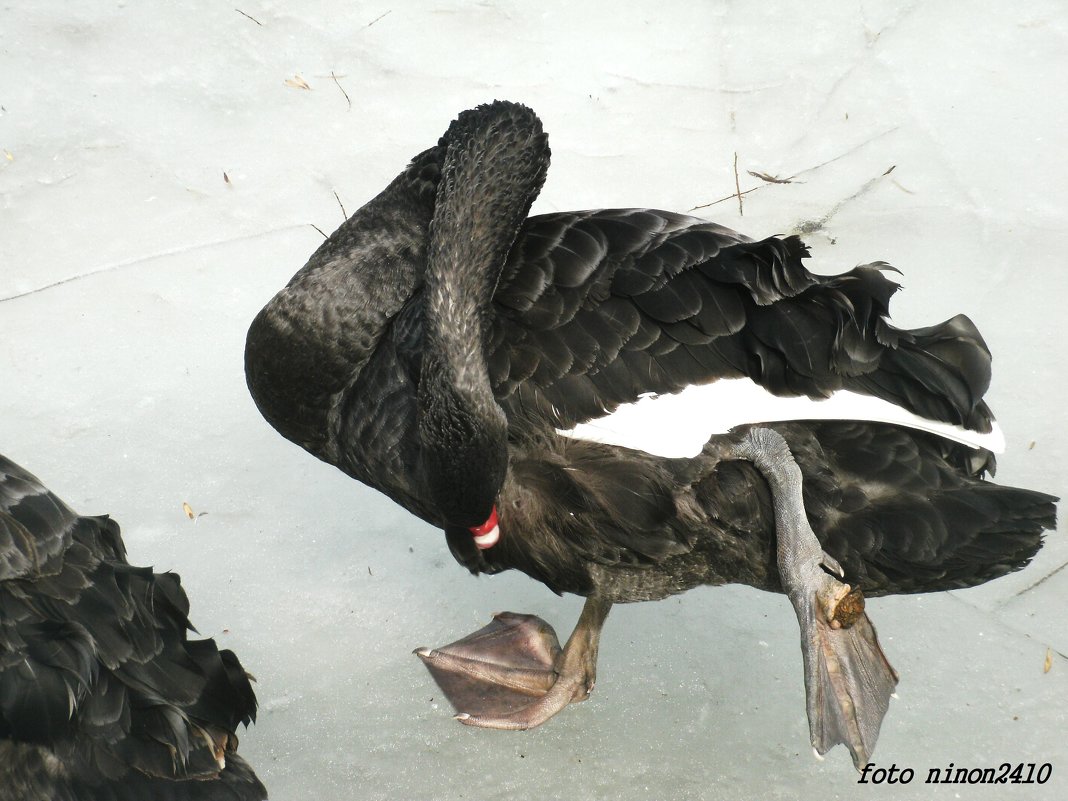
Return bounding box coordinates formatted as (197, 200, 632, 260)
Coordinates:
(424, 103, 549, 378)
(417, 102, 550, 524)
(246, 145, 443, 459)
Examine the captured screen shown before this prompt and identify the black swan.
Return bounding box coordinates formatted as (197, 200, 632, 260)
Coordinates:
(0, 454, 265, 801)
(244, 101, 1056, 768)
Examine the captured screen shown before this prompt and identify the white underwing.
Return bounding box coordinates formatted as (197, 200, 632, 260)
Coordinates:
(557, 378, 1005, 458)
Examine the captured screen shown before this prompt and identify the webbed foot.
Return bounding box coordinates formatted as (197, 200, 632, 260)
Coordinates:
(794, 553, 898, 768)
(416, 598, 611, 730)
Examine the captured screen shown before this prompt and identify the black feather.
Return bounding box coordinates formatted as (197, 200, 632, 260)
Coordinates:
(0, 454, 265, 800)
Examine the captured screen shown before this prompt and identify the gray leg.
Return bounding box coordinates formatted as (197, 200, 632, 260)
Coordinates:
(735, 426, 898, 769)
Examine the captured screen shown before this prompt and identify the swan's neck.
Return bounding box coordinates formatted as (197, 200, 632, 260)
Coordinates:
(417, 103, 549, 524)
(424, 106, 548, 373)
(245, 146, 443, 459)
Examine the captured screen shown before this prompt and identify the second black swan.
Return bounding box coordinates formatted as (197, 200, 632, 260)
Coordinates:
(0, 453, 265, 801)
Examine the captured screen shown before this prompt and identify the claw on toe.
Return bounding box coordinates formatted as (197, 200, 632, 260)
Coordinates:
(821, 553, 846, 579)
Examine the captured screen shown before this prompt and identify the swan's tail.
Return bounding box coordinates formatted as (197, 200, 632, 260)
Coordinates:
(703, 421, 1056, 595)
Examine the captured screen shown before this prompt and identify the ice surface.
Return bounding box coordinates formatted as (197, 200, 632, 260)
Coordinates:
(2, 1, 1065, 800)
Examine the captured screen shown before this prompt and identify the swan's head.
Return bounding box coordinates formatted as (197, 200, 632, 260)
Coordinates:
(417, 360, 509, 532)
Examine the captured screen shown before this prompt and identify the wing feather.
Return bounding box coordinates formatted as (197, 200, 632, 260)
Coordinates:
(490, 209, 994, 436)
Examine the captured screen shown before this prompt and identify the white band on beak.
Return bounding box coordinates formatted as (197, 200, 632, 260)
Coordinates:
(473, 524, 500, 549)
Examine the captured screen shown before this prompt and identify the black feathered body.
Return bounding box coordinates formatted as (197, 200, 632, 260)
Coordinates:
(245, 102, 1055, 610)
(0, 455, 265, 801)
(483, 421, 1052, 599)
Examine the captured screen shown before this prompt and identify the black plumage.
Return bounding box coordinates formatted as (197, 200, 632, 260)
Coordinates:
(0, 454, 265, 801)
(244, 101, 1056, 756)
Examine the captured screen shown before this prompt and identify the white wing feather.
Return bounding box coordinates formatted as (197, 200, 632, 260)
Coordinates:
(557, 378, 1005, 458)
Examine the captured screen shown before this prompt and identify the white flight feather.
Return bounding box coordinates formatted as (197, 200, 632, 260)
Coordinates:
(556, 378, 1005, 458)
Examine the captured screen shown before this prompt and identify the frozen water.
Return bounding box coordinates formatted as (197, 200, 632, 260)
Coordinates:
(2, 1, 1065, 799)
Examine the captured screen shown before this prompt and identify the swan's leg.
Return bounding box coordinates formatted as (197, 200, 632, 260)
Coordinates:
(733, 426, 898, 770)
(415, 597, 612, 729)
